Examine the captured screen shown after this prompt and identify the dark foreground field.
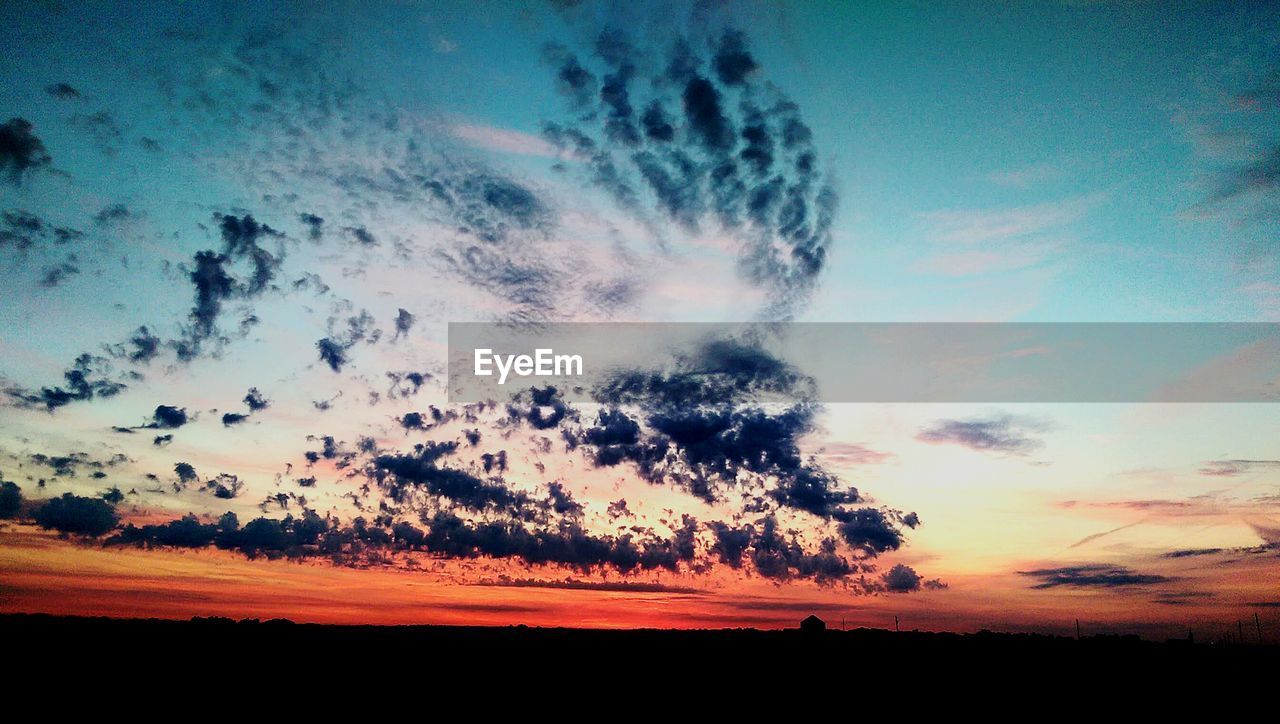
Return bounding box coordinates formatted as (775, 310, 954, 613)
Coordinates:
(6, 613, 1277, 678)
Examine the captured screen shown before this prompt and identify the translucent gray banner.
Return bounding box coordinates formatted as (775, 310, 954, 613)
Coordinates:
(447, 323, 1280, 403)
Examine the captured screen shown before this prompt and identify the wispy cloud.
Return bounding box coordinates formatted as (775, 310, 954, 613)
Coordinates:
(917, 414, 1049, 455)
(913, 194, 1100, 277)
(1199, 459, 1280, 477)
(1019, 564, 1172, 590)
(450, 123, 561, 158)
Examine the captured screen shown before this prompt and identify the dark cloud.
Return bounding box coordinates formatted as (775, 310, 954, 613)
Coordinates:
(32, 493, 119, 536)
(345, 225, 376, 246)
(368, 442, 525, 511)
(93, 203, 135, 226)
(1018, 564, 1173, 589)
(69, 111, 122, 153)
(1, 210, 81, 252)
(221, 412, 248, 426)
(316, 338, 348, 372)
(243, 387, 269, 412)
(0, 210, 44, 250)
(39, 260, 80, 287)
(142, 405, 190, 430)
(392, 308, 415, 341)
(298, 212, 324, 240)
(315, 308, 380, 373)
(116, 326, 162, 364)
(1160, 548, 1225, 559)
(0, 480, 22, 518)
(176, 214, 285, 360)
(881, 563, 947, 593)
(46, 83, 81, 99)
(541, 29, 837, 317)
(174, 462, 198, 483)
(711, 30, 758, 86)
(6, 353, 127, 411)
(472, 577, 701, 594)
(0, 118, 52, 184)
(917, 414, 1047, 454)
(387, 371, 430, 399)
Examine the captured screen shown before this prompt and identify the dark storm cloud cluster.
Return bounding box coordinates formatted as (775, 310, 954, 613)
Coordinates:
(1019, 564, 1172, 590)
(541, 29, 837, 316)
(107, 504, 703, 574)
(917, 414, 1048, 455)
(552, 338, 921, 583)
(0, 118, 53, 184)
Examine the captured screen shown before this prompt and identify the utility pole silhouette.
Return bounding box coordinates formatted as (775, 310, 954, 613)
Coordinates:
(894, 615, 900, 632)
(1256, 613, 1263, 645)
(1075, 618, 1081, 640)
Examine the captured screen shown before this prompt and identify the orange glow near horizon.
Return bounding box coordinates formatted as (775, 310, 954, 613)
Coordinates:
(4, 524, 1276, 642)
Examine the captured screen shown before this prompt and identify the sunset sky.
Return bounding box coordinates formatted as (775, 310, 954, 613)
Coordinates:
(1, 1, 1278, 640)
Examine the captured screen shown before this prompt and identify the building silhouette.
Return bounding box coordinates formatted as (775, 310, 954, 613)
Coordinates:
(800, 615, 826, 633)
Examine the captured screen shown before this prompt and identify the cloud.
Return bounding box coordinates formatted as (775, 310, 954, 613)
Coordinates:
(540, 28, 837, 317)
(1206, 146, 1280, 205)
(0, 480, 22, 518)
(816, 442, 893, 467)
(0, 210, 83, 251)
(315, 308, 381, 373)
(6, 353, 127, 411)
(141, 405, 190, 430)
(243, 387, 269, 412)
(1068, 521, 1142, 548)
(917, 414, 1048, 454)
(105, 326, 162, 364)
(391, 308, 415, 341)
(472, 578, 702, 594)
(451, 123, 561, 158)
(298, 212, 324, 240)
(93, 203, 136, 226)
(1199, 459, 1280, 477)
(45, 83, 81, 99)
(39, 261, 80, 287)
(881, 563, 947, 593)
(176, 214, 285, 361)
(0, 118, 53, 184)
(32, 493, 120, 536)
(1018, 564, 1172, 589)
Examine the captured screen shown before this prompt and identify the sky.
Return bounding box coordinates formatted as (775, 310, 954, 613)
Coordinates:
(1, 0, 1278, 640)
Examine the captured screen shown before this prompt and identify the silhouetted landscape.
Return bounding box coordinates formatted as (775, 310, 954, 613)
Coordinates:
(6, 613, 1277, 669)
